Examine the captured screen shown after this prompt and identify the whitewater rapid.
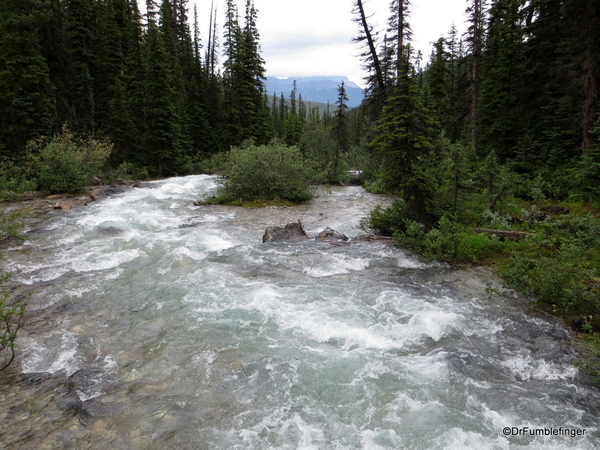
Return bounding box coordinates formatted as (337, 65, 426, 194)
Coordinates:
(0, 175, 598, 449)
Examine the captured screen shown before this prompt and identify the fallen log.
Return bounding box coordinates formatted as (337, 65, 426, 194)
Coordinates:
(473, 228, 536, 241)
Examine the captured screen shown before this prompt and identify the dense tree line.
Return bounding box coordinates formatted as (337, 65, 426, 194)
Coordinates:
(0, 0, 272, 176)
(352, 0, 600, 221)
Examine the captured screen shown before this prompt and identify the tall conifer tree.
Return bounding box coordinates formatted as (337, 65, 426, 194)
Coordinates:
(0, 0, 53, 156)
(64, 0, 98, 133)
(465, 0, 488, 152)
(371, 0, 438, 225)
(478, 0, 528, 161)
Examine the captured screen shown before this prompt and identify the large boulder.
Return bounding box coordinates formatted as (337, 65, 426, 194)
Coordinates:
(316, 226, 348, 242)
(89, 185, 126, 202)
(263, 220, 310, 243)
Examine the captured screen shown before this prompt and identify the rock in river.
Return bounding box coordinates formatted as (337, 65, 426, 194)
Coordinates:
(263, 220, 310, 242)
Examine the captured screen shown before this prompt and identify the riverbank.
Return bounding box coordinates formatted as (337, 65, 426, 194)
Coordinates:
(366, 195, 600, 381)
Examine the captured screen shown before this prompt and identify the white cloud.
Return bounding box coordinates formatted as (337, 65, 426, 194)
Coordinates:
(190, 0, 469, 87)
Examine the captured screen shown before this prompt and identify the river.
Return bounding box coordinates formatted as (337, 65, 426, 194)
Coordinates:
(0, 174, 599, 449)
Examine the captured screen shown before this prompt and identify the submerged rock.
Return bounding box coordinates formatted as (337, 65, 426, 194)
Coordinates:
(65, 368, 105, 399)
(263, 220, 310, 242)
(52, 198, 89, 210)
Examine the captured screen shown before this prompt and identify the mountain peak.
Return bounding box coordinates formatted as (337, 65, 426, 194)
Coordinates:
(265, 76, 364, 107)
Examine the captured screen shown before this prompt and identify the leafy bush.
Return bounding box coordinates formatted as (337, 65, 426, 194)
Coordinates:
(216, 140, 313, 203)
(500, 249, 600, 314)
(401, 215, 503, 262)
(362, 200, 406, 236)
(26, 128, 112, 193)
(496, 212, 600, 314)
(0, 210, 28, 372)
(0, 273, 27, 372)
(0, 206, 30, 243)
(101, 161, 150, 184)
(0, 158, 37, 201)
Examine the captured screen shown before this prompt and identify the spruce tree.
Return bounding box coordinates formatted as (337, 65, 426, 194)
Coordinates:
(0, 0, 54, 156)
(465, 0, 488, 153)
(373, 77, 438, 225)
(222, 0, 271, 147)
(478, 0, 528, 161)
(95, 0, 140, 163)
(142, 0, 187, 175)
(64, 0, 99, 133)
(284, 81, 303, 145)
(388, 0, 412, 82)
(333, 81, 350, 176)
(371, 1, 438, 226)
(424, 38, 452, 136)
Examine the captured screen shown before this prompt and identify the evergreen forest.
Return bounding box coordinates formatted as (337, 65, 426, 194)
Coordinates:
(2, 1, 600, 371)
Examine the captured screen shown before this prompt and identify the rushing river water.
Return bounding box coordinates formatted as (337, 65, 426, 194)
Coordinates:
(1, 175, 599, 449)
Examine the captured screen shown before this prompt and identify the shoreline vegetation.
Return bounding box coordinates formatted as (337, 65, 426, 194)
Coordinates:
(1, 0, 600, 379)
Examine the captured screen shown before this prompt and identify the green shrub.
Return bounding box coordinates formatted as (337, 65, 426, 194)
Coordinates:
(0, 272, 27, 372)
(27, 128, 112, 193)
(0, 158, 37, 201)
(101, 161, 150, 184)
(362, 200, 406, 235)
(216, 140, 313, 203)
(363, 178, 387, 195)
(0, 211, 28, 371)
(0, 206, 29, 243)
(298, 121, 342, 183)
(415, 215, 502, 262)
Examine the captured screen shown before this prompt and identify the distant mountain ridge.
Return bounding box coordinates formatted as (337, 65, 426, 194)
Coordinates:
(264, 76, 364, 108)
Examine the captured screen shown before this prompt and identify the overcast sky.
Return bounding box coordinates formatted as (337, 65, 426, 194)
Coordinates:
(190, 0, 469, 87)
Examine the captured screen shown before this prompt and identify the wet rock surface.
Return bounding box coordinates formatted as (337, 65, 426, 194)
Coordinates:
(315, 226, 349, 242)
(262, 220, 310, 242)
(89, 185, 127, 202)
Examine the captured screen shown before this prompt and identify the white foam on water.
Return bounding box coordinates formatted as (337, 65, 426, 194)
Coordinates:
(369, 247, 435, 269)
(21, 331, 82, 375)
(293, 413, 326, 449)
(104, 266, 124, 280)
(192, 350, 217, 381)
(72, 248, 144, 273)
(500, 355, 578, 381)
(16, 265, 71, 284)
(302, 254, 370, 277)
(431, 428, 510, 450)
(400, 352, 449, 380)
(384, 391, 446, 421)
(372, 291, 465, 346)
(62, 284, 95, 298)
(482, 406, 516, 432)
(54, 231, 86, 246)
(244, 284, 401, 351)
(201, 233, 236, 252)
(360, 429, 403, 450)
